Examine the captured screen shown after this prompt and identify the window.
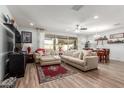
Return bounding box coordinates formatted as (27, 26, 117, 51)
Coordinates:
(44, 34, 77, 51)
(44, 38, 54, 50)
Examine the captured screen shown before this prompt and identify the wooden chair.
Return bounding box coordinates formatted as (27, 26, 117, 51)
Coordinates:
(102, 49, 110, 62)
(97, 50, 105, 63)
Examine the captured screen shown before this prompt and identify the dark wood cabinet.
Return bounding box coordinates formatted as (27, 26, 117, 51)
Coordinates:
(26, 54, 34, 63)
(8, 54, 26, 78)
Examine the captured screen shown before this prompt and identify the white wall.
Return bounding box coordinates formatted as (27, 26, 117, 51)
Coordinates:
(19, 27, 45, 51)
(19, 28, 80, 52)
(77, 35, 87, 50)
(87, 27, 124, 62)
(0, 5, 13, 81)
(0, 6, 12, 21)
(46, 31, 77, 37)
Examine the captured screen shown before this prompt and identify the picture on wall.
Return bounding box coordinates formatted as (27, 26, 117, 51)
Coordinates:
(110, 33, 124, 39)
(107, 33, 124, 44)
(21, 31, 32, 43)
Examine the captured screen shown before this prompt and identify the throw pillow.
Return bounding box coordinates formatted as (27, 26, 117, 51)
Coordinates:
(37, 51, 43, 55)
(83, 50, 92, 56)
(72, 51, 80, 58)
(79, 51, 84, 60)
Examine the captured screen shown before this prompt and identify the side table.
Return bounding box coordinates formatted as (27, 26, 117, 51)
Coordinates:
(26, 53, 34, 63)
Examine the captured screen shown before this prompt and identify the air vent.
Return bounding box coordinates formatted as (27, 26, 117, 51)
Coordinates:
(114, 23, 121, 26)
(72, 5, 84, 11)
(80, 27, 87, 30)
(35, 27, 45, 31)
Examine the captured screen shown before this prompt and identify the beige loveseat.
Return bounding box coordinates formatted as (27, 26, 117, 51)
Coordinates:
(61, 50, 98, 71)
(33, 50, 61, 66)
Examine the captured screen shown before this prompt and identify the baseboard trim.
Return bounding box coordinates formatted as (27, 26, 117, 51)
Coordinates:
(110, 59, 124, 63)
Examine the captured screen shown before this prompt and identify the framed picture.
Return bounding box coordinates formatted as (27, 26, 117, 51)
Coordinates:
(21, 31, 32, 43)
(110, 33, 124, 39)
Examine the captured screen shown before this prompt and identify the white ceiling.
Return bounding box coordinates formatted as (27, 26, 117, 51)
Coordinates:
(7, 5, 124, 35)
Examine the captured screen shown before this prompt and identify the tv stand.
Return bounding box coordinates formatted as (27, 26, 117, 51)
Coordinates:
(8, 53, 26, 78)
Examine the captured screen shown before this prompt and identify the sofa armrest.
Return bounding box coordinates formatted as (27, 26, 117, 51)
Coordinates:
(84, 56, 98, 68)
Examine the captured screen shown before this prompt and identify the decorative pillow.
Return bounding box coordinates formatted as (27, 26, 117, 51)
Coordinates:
(91, 52, 97, 56)
(44, 49, 51, 56)
(64, 51, 73, 56)
(72, 51, 80, 58)
(50, 50, 55, 55)
(36, 48, 45, 56)
(37, 51, 43, 55)
(63, 51, 68, 55)
(83, 50, 92, 56)
(79, 51, 84, 60)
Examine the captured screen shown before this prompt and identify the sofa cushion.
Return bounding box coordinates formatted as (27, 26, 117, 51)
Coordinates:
(63, 50, 83, 60)
(45, 49, 59, 56)
(61, 55, 86, 66)
(64, 50, 77, 56)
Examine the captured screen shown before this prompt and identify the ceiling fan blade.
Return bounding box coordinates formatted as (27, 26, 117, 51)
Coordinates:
(80, 27, 87, 30)
(72, 5, 84, 11)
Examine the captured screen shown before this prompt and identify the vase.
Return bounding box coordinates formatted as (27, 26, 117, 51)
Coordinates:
(27, 47, 31, 54)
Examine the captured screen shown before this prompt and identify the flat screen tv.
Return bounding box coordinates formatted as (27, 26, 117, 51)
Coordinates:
(0, 23, 14, 81)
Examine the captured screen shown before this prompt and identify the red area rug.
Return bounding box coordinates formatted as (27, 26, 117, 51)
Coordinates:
(36, 64, 76, 84)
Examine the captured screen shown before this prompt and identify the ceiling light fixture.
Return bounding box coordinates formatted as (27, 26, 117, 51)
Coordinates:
(94, 16, 99, 19)
(75, 25, 80, 33)
(30, 22, 34, 26)
(75, 29, 80, 33)
(94, 34, 101, 39)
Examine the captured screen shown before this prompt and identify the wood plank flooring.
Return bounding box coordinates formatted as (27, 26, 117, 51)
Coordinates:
(16, 60, 124, 88)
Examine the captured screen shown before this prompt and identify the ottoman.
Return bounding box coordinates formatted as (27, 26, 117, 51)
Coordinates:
(39, 55, 61, 66)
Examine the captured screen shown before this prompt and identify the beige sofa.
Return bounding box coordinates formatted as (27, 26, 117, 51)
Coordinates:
(34, 51, 61, 66)
(61, 50, 98, 71)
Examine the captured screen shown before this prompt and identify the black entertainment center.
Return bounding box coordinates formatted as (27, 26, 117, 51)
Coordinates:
(3, 23, 21, 43)
(2, 23, 26, 79)
(8, 53, 26, 78)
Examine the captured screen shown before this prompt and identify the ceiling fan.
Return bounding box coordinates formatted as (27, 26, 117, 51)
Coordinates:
(35, 27, 45, 31)
(72, 5, 84, 11)
(74, 24, 87, 33)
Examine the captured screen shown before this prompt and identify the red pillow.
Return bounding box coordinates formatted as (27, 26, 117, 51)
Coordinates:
(36, 48, 45, 55)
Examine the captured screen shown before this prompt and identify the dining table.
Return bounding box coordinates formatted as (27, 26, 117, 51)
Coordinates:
(93, 49, 110, 63)
(83, 48, 110, 63)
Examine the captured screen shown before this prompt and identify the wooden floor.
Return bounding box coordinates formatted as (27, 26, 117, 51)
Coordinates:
(16, 60, 124, 88)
